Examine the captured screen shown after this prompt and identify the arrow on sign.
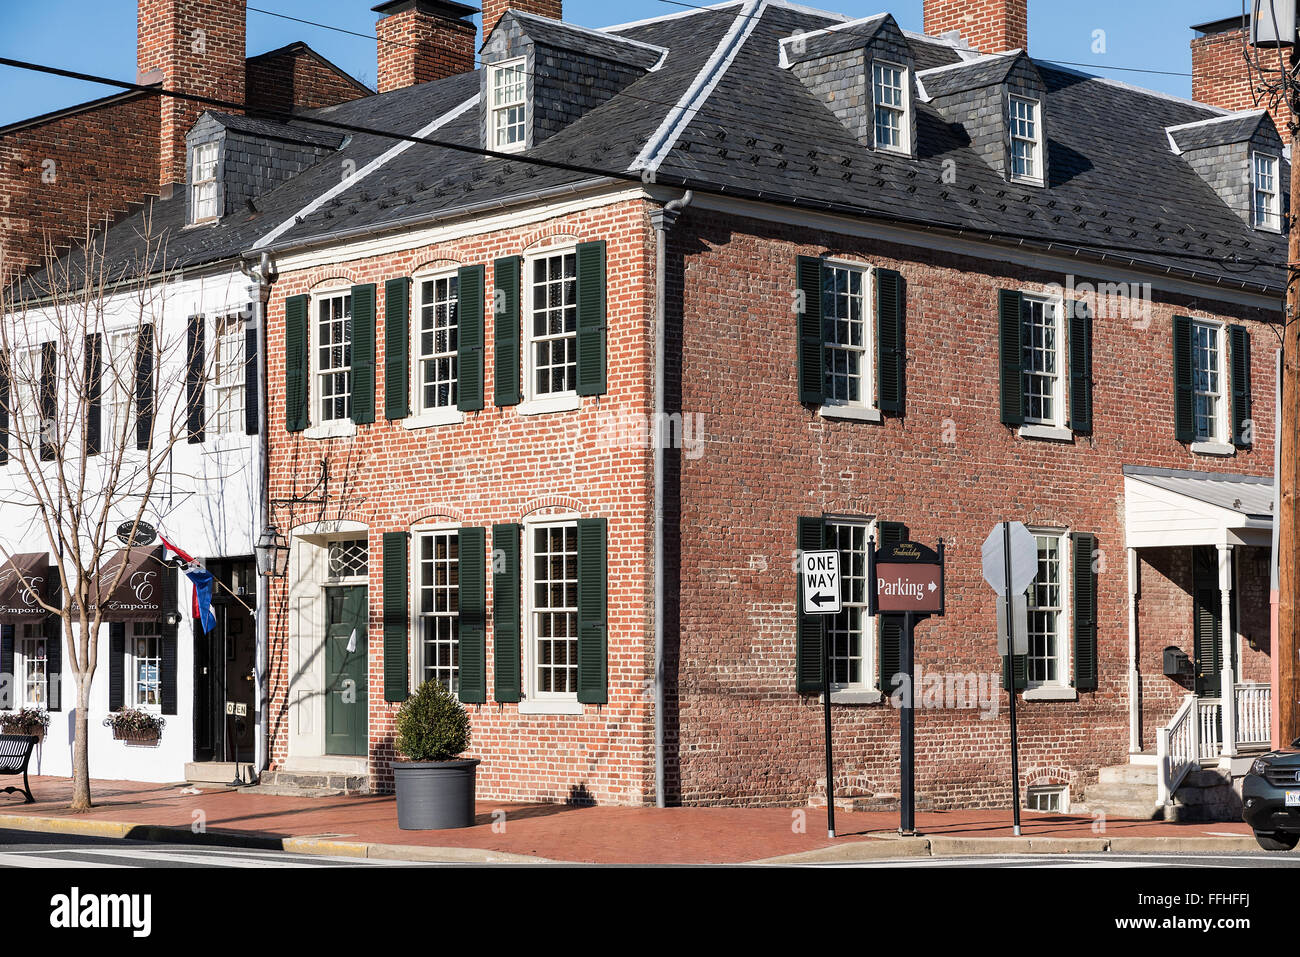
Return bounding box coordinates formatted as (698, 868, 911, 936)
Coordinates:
(809, 591, 837, 607)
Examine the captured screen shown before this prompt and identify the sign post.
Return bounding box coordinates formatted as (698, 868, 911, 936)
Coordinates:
(870, 536, 945, 836)
(981, 521, 1039, 838)
(800, 549, 841, 838)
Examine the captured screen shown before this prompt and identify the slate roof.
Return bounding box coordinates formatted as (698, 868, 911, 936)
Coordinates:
(1124, 465, 1274, 519)
(916, 53, 1023, 99)
(203, 112, 346, 149)
(505, 10, 668, 70)
(778, 13, 891, 65)
(29, 0, 1288, 300)
(1166, 111, 1270, 154)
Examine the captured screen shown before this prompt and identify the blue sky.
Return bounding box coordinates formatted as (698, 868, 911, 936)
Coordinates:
(0, 0, 1246, 126)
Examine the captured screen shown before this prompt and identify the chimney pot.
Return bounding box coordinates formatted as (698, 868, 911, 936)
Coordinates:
(924, 0, 1028, 54)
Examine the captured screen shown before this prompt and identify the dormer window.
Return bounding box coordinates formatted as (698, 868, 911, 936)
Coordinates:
(1253, 152, 1281, 231)
(872, 61, 909, 153)
(190, 141, 219, 224)
(490, 59, 527, 153)
(1010, 95, 1042, 184)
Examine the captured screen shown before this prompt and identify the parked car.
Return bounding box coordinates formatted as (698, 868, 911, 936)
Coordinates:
(1242, 742, 1300, 851)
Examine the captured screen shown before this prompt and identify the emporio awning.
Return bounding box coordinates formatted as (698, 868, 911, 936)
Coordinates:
(0, 552, 51, 623)
(92, 546, 166, 622)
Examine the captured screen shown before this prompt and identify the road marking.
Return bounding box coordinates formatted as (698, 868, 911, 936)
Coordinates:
(0, 852, 125, 868)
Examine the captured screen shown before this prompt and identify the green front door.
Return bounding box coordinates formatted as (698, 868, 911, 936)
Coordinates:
(325, 585, 368, 756)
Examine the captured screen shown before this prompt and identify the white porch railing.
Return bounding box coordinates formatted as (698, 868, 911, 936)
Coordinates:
(1157, 683, 1273, 805)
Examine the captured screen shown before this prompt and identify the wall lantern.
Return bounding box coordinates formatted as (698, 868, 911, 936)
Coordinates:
(255, 525, 290, 578)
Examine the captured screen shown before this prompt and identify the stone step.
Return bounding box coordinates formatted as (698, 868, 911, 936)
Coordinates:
(184, 762, 256, 786)
(1099, 764, 1159, 785)
(1071, 799, 1165, 821)
(243, 784, 348, 798)
(1083, 782, 1159, 805)
(251, 769, 370, 797)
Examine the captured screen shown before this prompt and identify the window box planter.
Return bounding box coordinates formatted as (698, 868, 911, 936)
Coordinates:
(393, 680, 477, 830)
(103, 709, 165, 743)
(0, 708, 49, 739)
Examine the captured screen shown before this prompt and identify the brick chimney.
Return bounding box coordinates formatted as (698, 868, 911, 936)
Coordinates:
(373, 0, 478, 93)
(1191, 15, 1293, 132)
(482, 0, 561, 43)
(924, 0, 1028, 54)
(137, 0, 247, 191)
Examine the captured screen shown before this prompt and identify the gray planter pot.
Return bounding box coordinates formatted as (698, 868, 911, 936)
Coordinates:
(394, 758, 479, 830)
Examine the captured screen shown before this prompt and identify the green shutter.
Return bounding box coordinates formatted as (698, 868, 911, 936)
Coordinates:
(457, 266, 485, 412)
(458, 526, 487, 703)
(575, 241, 607, 397)
(493, 523, 522, 703)
(1230, 324, 1252, 447)
(998, 289, 1024, 426)
(1069, 300, 1093, 434)
(876, 268, 904, 414)
(795, 516, 826, 694)
(876, 521, 907, 693)
(576, 517, 608, 704)
(44, 612, 62, 711)
(108, 622, 125, 711)
(382, 531, 409, 703)
(1192, 547, 1223, 697)
(1072, 532, 1098, 691)
(1001, 651, 1028, 691)
(131, 330, 150, 452)
(1172, 315, 1194, 443)
(494, 256, 521, 407)
(285, 294, 309, 432)
(384, 278, 411, 420)
(796, 256, 825, 405)
(350, 283, 376, 424)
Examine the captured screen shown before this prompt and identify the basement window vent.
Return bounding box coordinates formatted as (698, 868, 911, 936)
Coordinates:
(1026, 785, 1068, 813)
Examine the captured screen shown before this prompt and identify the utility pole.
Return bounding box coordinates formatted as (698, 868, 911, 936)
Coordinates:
(1279, 41, 1300, 751)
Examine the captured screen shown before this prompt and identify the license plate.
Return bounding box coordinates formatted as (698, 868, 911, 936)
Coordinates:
(1286, 791, 1300, 807)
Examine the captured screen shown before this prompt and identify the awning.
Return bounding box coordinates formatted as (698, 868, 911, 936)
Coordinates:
(92, 546, 166, 622)
(1124, 465, 1273, 549)
(0, 552, 51, 623)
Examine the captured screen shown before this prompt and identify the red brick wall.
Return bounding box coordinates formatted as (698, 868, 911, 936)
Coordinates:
(246, 47, 372, 114)
(376, 9, 476, 93)
(264, 199, 656, 804)
(483, 0, 561, 43)
(667, 207, 1278, 808)
(0, 95, 161, 278)
(138, 0, 247, 189)
(1192, 26, 1293, 133)
(924, 0, 1028, 53)
(1136, 548, 1194, 750)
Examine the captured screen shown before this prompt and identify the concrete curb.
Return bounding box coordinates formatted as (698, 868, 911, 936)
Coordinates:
(1106, 835, 1259, 853)
(756, 837, 932, 864)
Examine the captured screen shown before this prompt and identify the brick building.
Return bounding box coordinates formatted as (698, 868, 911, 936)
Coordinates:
(3, 0, 1288, 820)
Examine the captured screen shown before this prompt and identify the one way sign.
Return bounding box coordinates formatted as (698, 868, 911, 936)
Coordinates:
(800, 550, 842, 615)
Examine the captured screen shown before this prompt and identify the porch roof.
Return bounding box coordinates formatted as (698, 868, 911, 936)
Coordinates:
(1123, 465, 1274, 549)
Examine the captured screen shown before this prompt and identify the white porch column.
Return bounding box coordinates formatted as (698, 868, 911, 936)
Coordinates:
(1127, 547, 1140, 754)
(1218, 543, 1237, 761)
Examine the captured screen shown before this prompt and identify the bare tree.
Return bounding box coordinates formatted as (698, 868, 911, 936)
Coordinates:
(0, 213, 216, 811)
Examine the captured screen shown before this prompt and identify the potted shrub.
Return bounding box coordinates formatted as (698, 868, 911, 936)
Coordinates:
(393, 679, 477, 830)
(0, 707, 50, 739)
(104, 708, 166, 743)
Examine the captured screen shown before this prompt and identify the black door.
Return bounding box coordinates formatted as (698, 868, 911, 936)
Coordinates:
(192, 560, 256, 763)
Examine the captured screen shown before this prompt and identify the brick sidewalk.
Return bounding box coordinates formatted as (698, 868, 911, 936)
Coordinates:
(0, 776, 1256, 864)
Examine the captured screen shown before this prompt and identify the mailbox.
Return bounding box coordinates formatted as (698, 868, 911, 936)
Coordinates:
(1163, 646, 1193, 678)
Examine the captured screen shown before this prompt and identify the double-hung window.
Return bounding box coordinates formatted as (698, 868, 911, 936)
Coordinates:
(1009, 95, 1042, 183)
(211, 314, 246, 435)
(821, 262, 872, 409)
(1253, 152, 1281, 231)
(191, 141, 219, 223)
(17, 623, 47, 708)
(1192, 319, 1226, 443)
(1025, 531, 1068, 688)
(415, 528, 460, 695)
(1021, 295, 1063, 427)
(11, 345, 42, 451)
(105, 330, 137, 449)
(872, 61, 908, 153)
(415, 274, 458, 413)
(129, 621, 163, 710)
(316, 292, 353, 423)
(526, 520, 579, 701)
(826, 520, 873, 691)
(526, 251, 578, 400)
(491, 59, 527, 152)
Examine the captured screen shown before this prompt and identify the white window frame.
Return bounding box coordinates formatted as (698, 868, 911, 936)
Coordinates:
(519, 513, 583, 715)
(1020, 292, 1066, 430)
(819, 260, 876, 420)
(407, 270, 463, 428)
(520, 246, 581, 415)
(190, 141, 219, 224)
(210, 313, 247, 436)
(1024, 528, 1070, 691)
(126, 620, 163, 712)
(1009, 94, 1043, 185)
(1026, 784, 1068, 812)
(104, 328, 138, 452)
(311, 289, 353, 427)
(1252, 151, 1281, 232)
(325, 537, 369, 584)
(411, 523, 461, 697)
(10, 344, 44, 453)
(1191, 318, 1229, 445)
(16, 622, 48, 709)
(824, 517, 877, 698)
(490, 58, 528, 154)
(871, 60, 909, 154)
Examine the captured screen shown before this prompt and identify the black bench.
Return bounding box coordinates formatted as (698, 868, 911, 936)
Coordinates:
(0, 734, 38, 804)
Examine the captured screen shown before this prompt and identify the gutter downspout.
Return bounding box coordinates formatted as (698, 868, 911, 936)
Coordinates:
(239, 251, 278, 780)
(651, 189, 692, 808)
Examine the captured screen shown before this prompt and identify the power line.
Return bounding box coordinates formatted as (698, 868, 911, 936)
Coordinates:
(0, 54, 1280, 278)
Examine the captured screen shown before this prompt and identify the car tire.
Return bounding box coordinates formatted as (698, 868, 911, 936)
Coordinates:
(1253, 831, 1300, 852)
